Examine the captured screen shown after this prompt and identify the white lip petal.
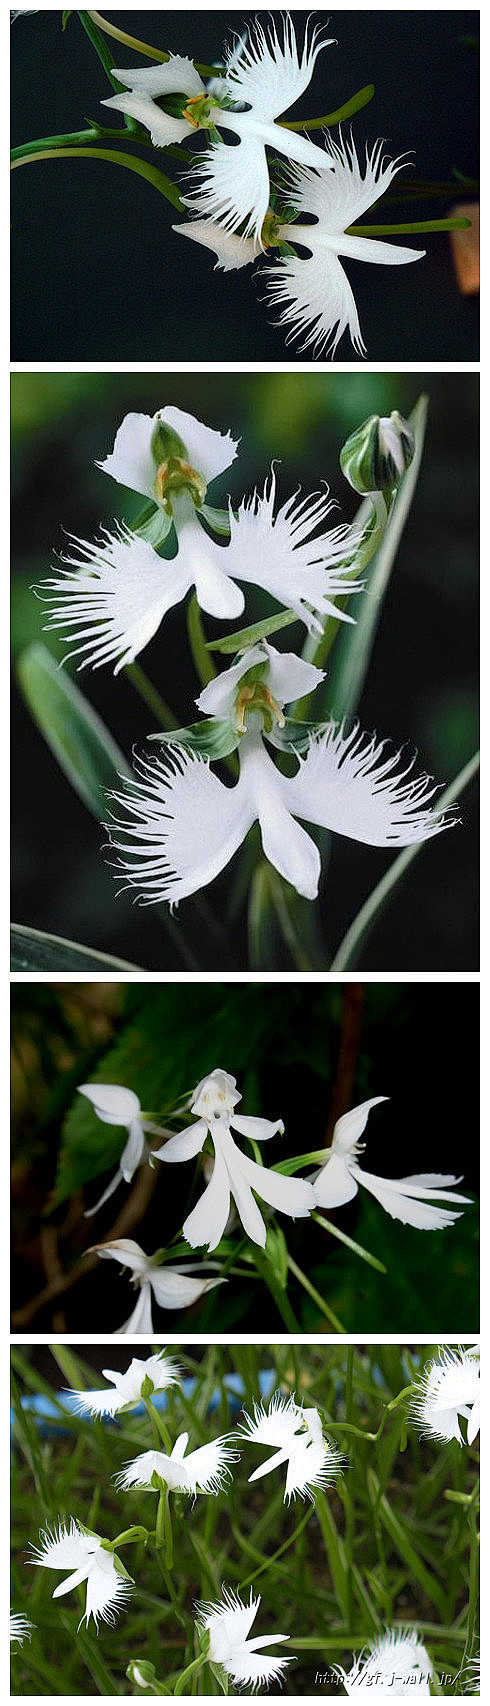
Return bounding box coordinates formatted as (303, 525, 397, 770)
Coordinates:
(119, 1282, 154, 1334)
(283, 724, 453, 846)
(351, 1165, 466, 1229)
(263, 246, 366, 360)
(235, 1144, 314, 1221)
(221, 15, 331, 125)
(313, 1152, 360, 1209)
(108, 747, 255, 907)
(253, 761, 321, 900)
(183, 1141, 232, 1250)
(39, 526, 192, 673)
(185, 131, 272, 242)
(226, 471, 362, 631)
(173, 218, 259, 272)
(119, 1121, 148, 1181)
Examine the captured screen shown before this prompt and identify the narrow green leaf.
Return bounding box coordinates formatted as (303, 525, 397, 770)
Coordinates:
(11, 923, 140, 973)
(16, 641, 130, 817)
(371, 1472, 449, 1619)
(313, 1212, 387, 1274)
(330, 750, 479, 970)
(207, 607, 299, 654)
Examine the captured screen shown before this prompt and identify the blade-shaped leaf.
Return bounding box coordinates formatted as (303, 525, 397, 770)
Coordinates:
(11, 923, 140, 973)
(17, 641, 131, 816)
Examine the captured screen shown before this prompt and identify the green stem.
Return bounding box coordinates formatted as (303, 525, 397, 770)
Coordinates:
(88, 11, 224, 79)
(313, 1212, 387, 1275)
(330, 751, 480, 972)
(125, 662, 178, 729)
(11, 145, 184, 211)
(239, 1502, 315, 1589)
(252, 1248, 301, 1331)
(281, 84, 375, 129)
(463, 1507, 479, 1664)
(174, 1655, 207, 1696)
(286, 1253, 346, 1333)
(144, 1396, 173, 1453)
(79, 9, 137, 116)
(109, 1526, 149, 1548)
(346, 217, 471, 235)
(345, 1347, 354, 1424)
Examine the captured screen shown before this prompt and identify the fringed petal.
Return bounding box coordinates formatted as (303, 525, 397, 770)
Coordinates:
(283, 723, 457, 846)
(38, 524, 191, 672)
(107, 747, 255, 906)
(184, 133, 271, 241)
(220, 15, 331, 123)
(263, 246, 366, 359)
(279, 137, 415, 231)
(226, 469, 363, 629)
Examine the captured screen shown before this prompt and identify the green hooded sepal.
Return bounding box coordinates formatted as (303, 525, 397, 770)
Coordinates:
(148, 719, 241, 759)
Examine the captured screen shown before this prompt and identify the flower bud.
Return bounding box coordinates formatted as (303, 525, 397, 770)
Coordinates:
(340, 410, 415, 496)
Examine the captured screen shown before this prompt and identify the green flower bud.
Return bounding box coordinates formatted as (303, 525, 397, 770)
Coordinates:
(340, 410, 415, 496)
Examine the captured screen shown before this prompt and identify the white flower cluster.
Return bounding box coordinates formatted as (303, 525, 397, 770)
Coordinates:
(37, 403, 457, 911)
(19, 1346, 479, 1688)
(77, 1068, 470, 1332)
(102, 16, 424, 360)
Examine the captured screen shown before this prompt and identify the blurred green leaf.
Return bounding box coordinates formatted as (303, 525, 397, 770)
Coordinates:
(16, 641, 131, 817)
(11, 922, 140, 972)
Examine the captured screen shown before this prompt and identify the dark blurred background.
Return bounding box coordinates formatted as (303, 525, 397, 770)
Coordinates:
(11, 370, 479, 970)
(11, 980, 479, 1335)
(11, 10, 479, 360)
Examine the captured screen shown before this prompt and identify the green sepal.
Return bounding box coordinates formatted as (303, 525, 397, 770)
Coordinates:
(207, 607, 299, 655)
(112, 1552, 136, 1585)
(266, 716, 326, 754)
(133, 505, 174, 548)
(148, 719, 241, 758)
(200, 502, 232, 537)
(140, 1373, 156, 1400)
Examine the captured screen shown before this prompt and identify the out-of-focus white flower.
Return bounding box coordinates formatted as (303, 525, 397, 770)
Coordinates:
(108, 689, 455, 908)
(116, 1430, 238, 1497)
(29, 1520, 133, 1632)
(89, 1237, 224, 1332)
(240, 1392, 344, 1502)
(104, 18, 334, 242)
(10, 1611, 34, 1645)
(263, 137, 425, 358)
(408, 1347, 480, 1445)
(65, 1351, 181, 1418)
(78, 1083, 154, 1217)
(152, 1066, 313, 1251)
(313, 1098, 471, 1230)
(196, 1586, 293, 1690)
(335, 1629, 433, 1694)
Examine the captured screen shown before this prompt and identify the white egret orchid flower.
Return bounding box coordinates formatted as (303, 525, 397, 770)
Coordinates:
(313, 1098, 471, 1230)
(107, 641, 455, 907)
(39, 429, 361, 665)
(240, 1392, 344, 1502)
(152, 1066, 314, 1251)
(263, 138, 425, 357)
(78, 1083, 155, 1217)
(29, 1520, 133, 1632)
(196, 1586, 293, 1690)
(65, 1351, 181, 1418)
(104, 18, 334, 242)
(89, 1237, 224, 1332)
(115, 1431, 238, 1497)
(408, 1347, 480, 1446)
(10, 1612, 33, 1644)
(335, 1629, 433, 1695)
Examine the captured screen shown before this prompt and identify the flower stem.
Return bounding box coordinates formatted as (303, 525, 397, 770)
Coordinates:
(174, 1654, 207, 1696)
(87, 11, 224, 79)
(10, 146, 184, 211)
(330, 750, 479, 971)
(346, 217, 471, 235)
(286, 1253, 346, 1333)
(144, 1396, 173, 1453)
(125, 663, 178, 729)
(462, 1506, 479, 1665)
(281, 83, 375, 129)
(313, 1212, 387, 1274)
